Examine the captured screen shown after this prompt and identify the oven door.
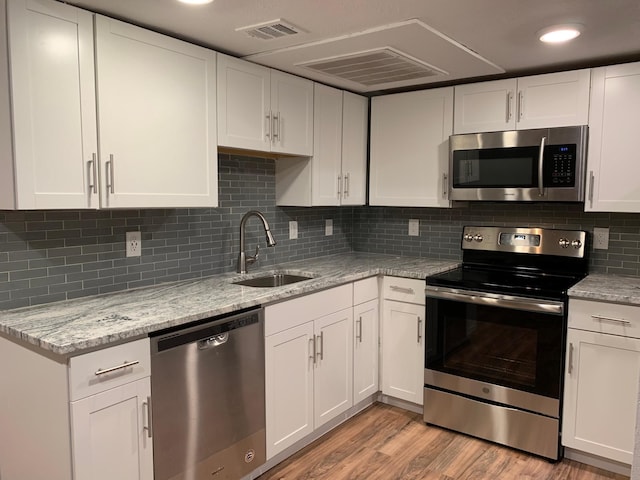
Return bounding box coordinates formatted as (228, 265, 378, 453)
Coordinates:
(425, 286, 566, 418)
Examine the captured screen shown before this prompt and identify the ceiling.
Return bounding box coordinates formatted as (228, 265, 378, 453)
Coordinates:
(62, 0, 640, 94)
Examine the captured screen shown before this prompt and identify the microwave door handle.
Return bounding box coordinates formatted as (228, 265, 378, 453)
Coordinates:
(538, 136, 546, 197)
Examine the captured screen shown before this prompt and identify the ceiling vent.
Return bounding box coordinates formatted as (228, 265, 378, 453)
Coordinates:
(236, 19, 304, 40)
(297, 48, 447, 87)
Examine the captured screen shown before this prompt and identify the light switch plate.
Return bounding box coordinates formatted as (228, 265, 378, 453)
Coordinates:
(593, 227, 609, 250)
(408, 219, 419, 236)
(289, 221, 298, 240)
(325, 219, 333, 236)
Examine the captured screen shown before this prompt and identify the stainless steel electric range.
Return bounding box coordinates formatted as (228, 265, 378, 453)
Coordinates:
(424, 225, 589, 460)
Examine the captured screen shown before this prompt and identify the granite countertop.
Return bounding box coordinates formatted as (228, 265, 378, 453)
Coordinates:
(0, 252, 458, 357)
(569, 273, 640, 306)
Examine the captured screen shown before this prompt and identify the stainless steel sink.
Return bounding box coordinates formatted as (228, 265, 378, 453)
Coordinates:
(232, 273, 313, 288)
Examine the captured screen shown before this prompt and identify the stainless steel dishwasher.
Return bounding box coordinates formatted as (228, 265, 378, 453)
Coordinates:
(150, 306, 265, 480)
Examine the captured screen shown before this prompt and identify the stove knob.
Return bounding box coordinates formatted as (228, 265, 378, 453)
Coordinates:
(464, 234, 474, 242)
(558, 238, 570, 248)
(571, 239, 583, 249)
(473, 234, 483, 242)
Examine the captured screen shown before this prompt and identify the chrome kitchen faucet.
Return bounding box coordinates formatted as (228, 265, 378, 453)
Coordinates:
(236, 210, 277, 273)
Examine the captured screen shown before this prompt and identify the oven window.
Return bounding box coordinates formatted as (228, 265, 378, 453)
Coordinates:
(426, 298, 563, 399)
(452, 147, 539, 188)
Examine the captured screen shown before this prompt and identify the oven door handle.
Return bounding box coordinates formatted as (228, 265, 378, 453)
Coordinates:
(425, 286, 564, 315)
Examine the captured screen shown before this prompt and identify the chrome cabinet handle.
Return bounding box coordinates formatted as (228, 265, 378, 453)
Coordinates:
(344, 172, 350, 197)
(417, 317, 422, 343)
(518, 91, 524, 120)
(591, 314, 631, 325)
(95, 359, 139, 376)
(568, 343, 574, 374)
(309, 336, 316, 364)
(273, 111, 280, 141)
(588, 171, 595, 207)
(537, 136, 546, 197)
(265, 113, 271, 140)
(106, 154, 115, 194)
(88, 153, 98, 194)
(337, 175, 342, 199)
(143, 396, 153, 438)
(356, 316, 363, 343)
(506, 91, 514, 122)
(390, 285, 414, 295)
(317, 331, 324, 361)
(442, 173, 448, 199)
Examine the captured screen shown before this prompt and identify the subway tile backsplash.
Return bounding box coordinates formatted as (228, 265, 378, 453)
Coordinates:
(1, 154, 640, 310)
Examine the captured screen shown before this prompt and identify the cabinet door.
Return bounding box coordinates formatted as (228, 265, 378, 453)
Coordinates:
(370, 88, 452, 207)
(516, 69, 590, 130)
(586, 63, 640, 212)
(453, 79, 516, 134)
(265, 322, 314, 459)
(217, 54, 271, 152)
(270, 71, 314, 156)
(70, 377, 153, 480)
(95, 16, 218, 208)
(314, 308, 353, 428)
(563, 328, 640, 464)
(341, 92, 368, 206)
(353, 299, 379, 404)
(381, 300, 425, 405)
(311, 83, 343, 206)
(7, 0, 98, 209)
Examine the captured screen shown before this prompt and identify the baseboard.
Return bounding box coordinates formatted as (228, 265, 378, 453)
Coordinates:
(378, 393, 423, 414)
(564, 448, 631, 477)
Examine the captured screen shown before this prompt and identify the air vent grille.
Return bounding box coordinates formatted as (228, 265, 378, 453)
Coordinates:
(299, 48, 446, 87)
(237, 19, 303, 40)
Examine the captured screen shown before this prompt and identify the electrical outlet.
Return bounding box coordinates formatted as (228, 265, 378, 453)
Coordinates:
(289, 221, 298, 240)
(126, 231, 142, 257)
(325, 219, 333, 236)
(408, 219, 419, 236)
(593, 227, 609, 250)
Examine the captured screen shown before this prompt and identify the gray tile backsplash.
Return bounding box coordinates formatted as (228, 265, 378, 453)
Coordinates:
(1, 154, 640, 310)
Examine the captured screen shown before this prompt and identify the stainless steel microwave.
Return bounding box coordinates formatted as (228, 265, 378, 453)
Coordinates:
(449, 125, 588, 202)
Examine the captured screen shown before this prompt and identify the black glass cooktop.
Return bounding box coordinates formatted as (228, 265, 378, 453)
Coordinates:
(426, 265, 584, 301)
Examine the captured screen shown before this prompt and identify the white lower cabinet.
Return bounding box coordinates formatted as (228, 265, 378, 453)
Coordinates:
(353, 277, 380, 404)
(264, 284, 354, 459)
(380, 277, 425, 405)
(0, 335, 152, 480)
(71, 378, 153, 480)
(563, 299, 640, 465)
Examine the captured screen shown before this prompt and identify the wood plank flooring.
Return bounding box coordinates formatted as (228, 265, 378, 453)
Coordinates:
(258, 403, 629, 480)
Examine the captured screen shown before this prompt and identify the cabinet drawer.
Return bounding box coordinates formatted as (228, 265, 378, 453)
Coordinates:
(69, 338, 151, 401)
(354, 277, 378, 305)
(569, 299, 640, 339)
(382, 277, 424, 305)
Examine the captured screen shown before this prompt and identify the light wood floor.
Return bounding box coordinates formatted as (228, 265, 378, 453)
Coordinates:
(258, 403, 629, 480)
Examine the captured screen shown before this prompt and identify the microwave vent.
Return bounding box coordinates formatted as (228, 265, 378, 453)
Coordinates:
(236, 19, 304, 40)
(298, 48, 446, 87)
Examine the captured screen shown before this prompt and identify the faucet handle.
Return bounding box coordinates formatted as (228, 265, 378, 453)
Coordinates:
(247, 244, 260, 265)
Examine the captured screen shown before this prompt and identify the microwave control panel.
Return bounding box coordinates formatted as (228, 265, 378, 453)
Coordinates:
(545, 145, 576, 187)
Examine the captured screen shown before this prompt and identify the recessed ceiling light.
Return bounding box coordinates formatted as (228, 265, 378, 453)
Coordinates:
(538, 24, 582, 43)
(177, 0, 214, 5)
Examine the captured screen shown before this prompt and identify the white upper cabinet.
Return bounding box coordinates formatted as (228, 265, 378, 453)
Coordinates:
(275, 85, 367, 206)
(454, 69, 591, 134)
(217, 54, 313, 156)
(2, 0, 218, 209)
(3, 0, 98, 209)
(585, 62, 640, 212)
(95, 16, 218, 208)
(370, 87, 452, 207)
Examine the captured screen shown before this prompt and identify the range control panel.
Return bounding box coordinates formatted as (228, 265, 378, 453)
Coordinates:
(462, 226, 586, 258)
